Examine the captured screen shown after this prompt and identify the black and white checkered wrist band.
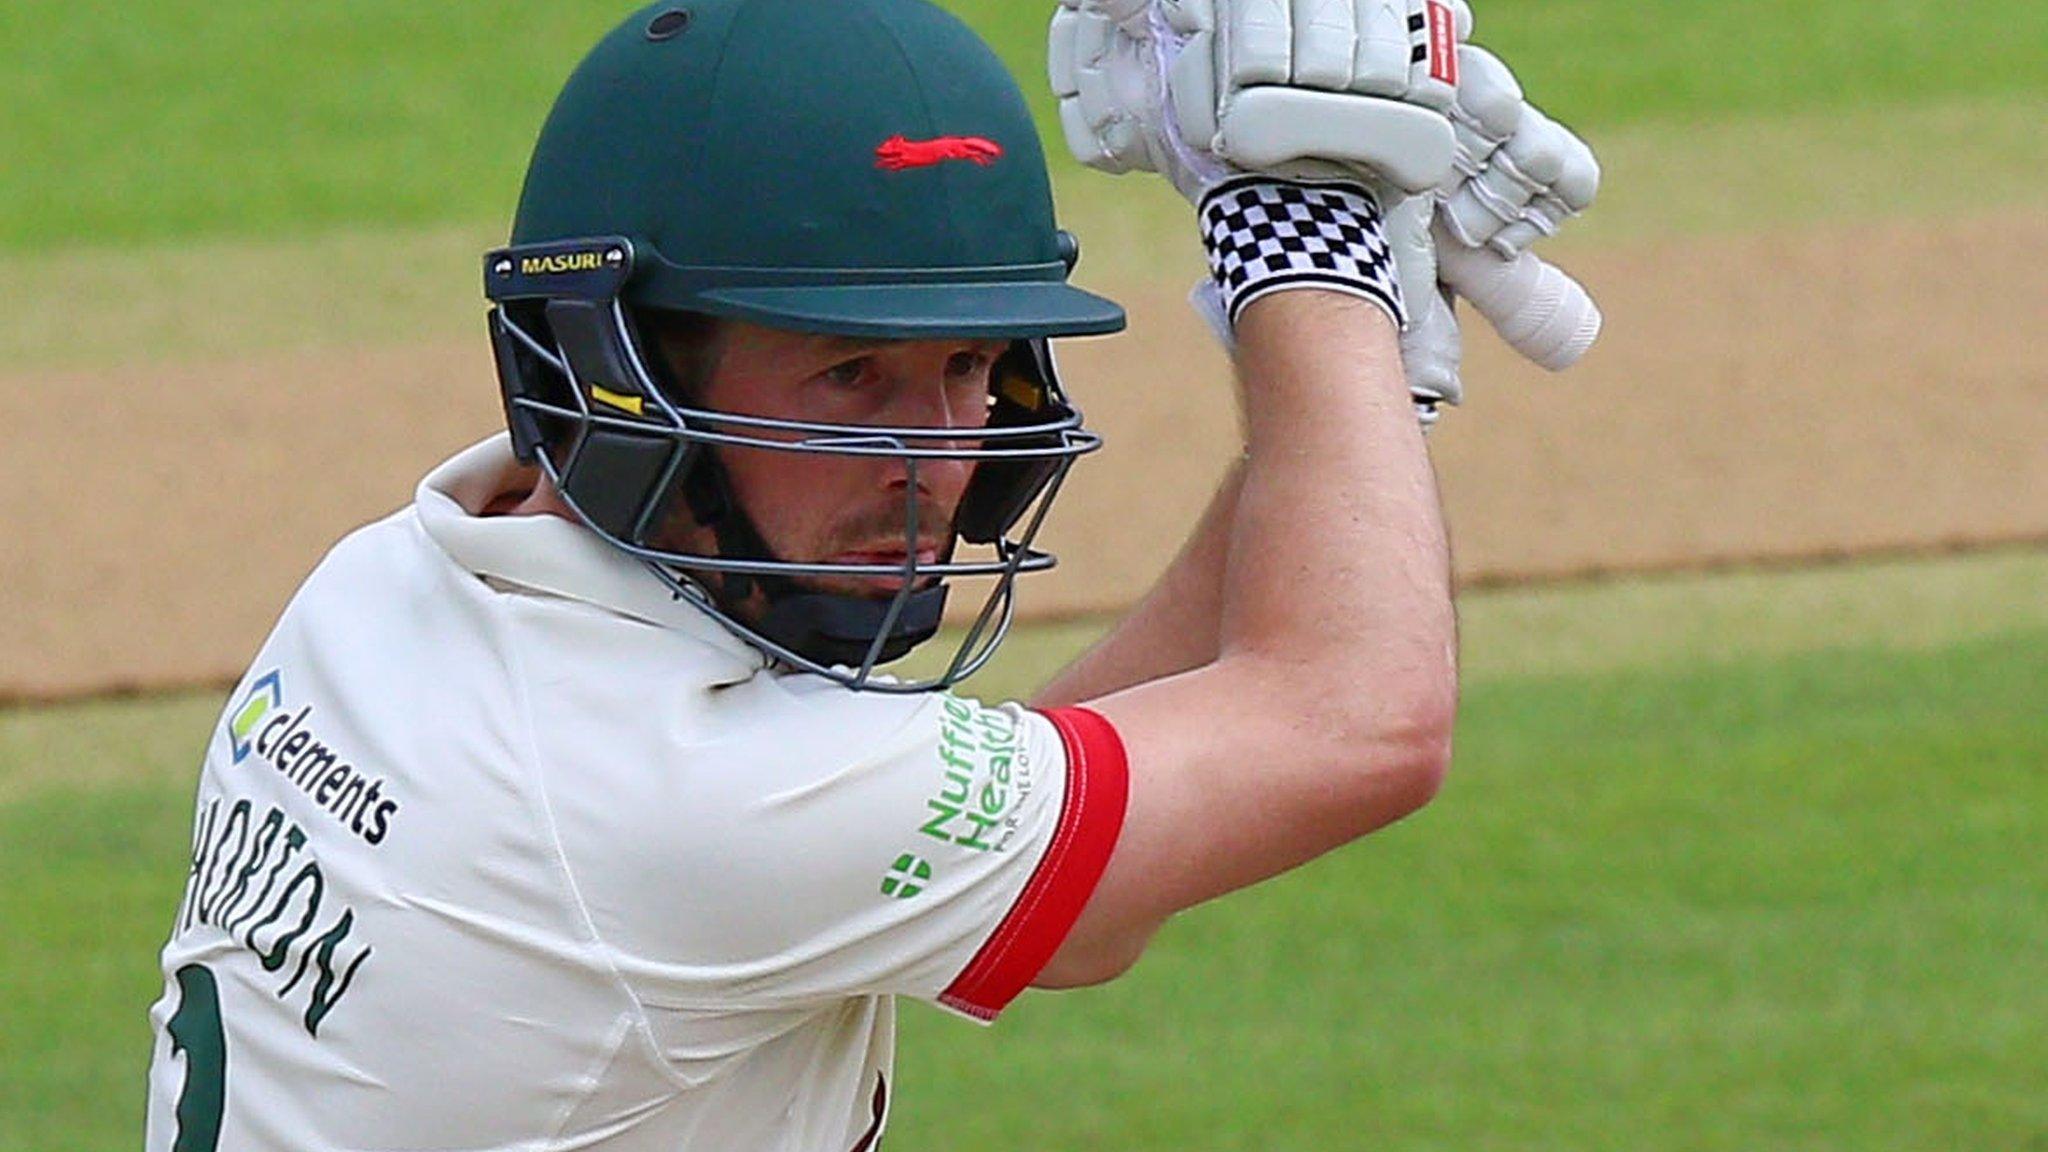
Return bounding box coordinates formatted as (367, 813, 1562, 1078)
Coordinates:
(1198, 177, 1405, 329)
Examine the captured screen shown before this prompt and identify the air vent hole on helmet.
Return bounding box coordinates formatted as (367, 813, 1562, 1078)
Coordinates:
(645, 9, 691, 40)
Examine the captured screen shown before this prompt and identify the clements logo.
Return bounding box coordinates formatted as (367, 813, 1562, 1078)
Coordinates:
(228, 669, 285, 763)
(224, 670, 399, 846)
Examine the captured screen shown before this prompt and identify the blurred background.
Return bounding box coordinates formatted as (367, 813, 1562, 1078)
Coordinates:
(2, 1, 2042, 1148)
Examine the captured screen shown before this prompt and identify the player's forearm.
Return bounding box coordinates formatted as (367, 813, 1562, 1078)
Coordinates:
(1044, 291, 1456, 739)
(1033, 462, 1239, 708)
(1045, 287, 1457, 948)
(1222, 291, 1458, 749)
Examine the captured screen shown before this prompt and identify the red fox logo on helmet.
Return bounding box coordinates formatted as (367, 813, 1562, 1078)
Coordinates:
(874, 134, 1004, 171)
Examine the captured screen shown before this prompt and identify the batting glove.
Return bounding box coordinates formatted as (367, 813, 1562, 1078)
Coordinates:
(1404, 37, 1601, 428)
(1049, 0, 1467, 205)
(1189, 187, 1448, 427)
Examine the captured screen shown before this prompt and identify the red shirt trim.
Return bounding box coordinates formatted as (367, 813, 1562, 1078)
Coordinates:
(938, 706, 1128, 1020)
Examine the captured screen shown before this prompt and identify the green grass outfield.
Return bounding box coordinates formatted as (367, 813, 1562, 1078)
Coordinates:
(4, 0, 2044, 249)
(4, 550, 2043, 1150)
(6, 0, 2045, 373)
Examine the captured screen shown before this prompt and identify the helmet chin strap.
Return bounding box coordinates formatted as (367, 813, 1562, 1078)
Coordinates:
(679, 451, 950, 670)
(757, 586, 950, 669)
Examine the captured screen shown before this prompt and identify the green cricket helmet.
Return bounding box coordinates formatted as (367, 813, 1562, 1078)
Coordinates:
(484, 0, 1124, 691)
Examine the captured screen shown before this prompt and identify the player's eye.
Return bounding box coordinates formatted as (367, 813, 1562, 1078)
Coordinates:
(944, 350, 992, 380)
(822, 357, 873, 387)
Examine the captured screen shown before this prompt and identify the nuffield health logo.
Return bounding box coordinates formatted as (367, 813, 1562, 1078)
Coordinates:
(227, 670, 285, 764)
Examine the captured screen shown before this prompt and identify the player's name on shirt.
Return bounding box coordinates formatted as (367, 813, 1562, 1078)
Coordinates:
(176, 797, 373, 1037)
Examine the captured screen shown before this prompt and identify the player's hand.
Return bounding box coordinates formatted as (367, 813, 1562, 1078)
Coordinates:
(1431, 42, 1601, 377)
(1380, 29, 1602, 427)
(1384, 194, 1460, 427)
(1167, 0, 1467, 196)
(1049, 0, 1232, 204)
(1049, 0, 1467, 203)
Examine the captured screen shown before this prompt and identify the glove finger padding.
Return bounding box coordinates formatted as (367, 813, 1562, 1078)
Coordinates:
(1489, 110, 1599, 253)
(1446, 43, 1521, 177)
(1050, 0, 1235, 201)
(1290, 0, 1357, 90)
(1174, 0, 1463, 195)
(1224, 0, 1460, 106)
(1087, 0, 1158, 34)
(1426, 36, 1601, 372)
(1050, 6, 1158, 174)
(1439, 47, 1599, 257)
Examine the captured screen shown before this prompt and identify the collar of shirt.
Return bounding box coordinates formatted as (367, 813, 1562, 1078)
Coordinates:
(415, 434, 767, 684)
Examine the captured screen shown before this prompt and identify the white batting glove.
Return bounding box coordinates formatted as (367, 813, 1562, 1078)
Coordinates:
(1048, 0, 1232, 204)
(1441, 46, 1598, 259)
(1191, 200, 1461, 430)
(1050, 0, 1468, 203)
(1384, 194, 1460, 427)
(1432, 42, 1602, 374)
(1170, 0, 1466, 196)
(1372, 29, 1602, 428)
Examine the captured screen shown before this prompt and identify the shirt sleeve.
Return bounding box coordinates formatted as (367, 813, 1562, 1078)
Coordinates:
(936, 705, 1127, 1020)
(543, 679, 1128, 1024)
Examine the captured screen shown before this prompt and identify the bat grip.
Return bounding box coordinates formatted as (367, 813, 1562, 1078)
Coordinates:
(1437, 242, 1600, 371)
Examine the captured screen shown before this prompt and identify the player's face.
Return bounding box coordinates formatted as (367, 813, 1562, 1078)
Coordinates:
(669, 319, 1005, 599)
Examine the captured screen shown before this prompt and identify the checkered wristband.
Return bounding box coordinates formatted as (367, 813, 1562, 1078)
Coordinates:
(1197, 177, 1405, 330)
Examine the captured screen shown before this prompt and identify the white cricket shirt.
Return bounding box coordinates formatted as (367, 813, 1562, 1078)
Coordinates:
(144, 435, 1127, 1151)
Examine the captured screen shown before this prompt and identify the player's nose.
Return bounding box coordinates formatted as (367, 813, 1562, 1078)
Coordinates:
(877, 394, 976, 500)
(884, 442, 971, 502)
(882, 357, 988, 487)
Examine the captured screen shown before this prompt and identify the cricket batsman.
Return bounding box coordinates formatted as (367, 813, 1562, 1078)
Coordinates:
(144, 0, 1598, 1146)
